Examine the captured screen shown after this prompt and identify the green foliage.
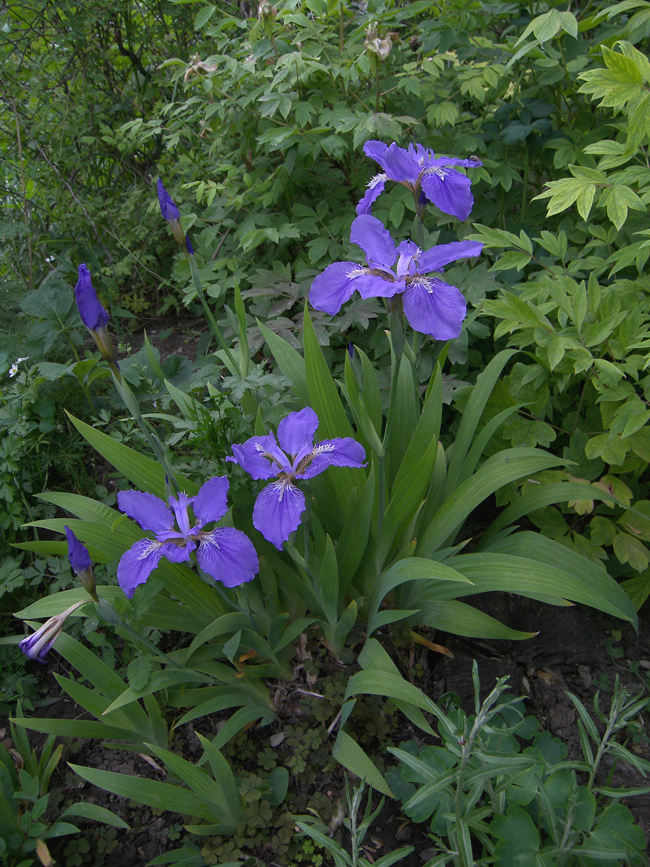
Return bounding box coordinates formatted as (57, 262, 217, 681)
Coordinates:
(296, 778, 413, 867)
(387, 665, 650, 866)
(0, 711, 125, 867)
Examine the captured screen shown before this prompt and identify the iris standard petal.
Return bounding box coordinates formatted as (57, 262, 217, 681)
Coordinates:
(363, 139, 390, 166)
(420, 169, 475, 221)
(356, 175, 386, 216)
(193, 476, 230, 527)
(309, 262, 359, 315)
(403, 278, 467, 340)
(169, 491, 195, 537)
(75, 265, 109, 331)
(228, 434, 289, 480)
(382, 143, 420, 184)
(419, 240, 483, 274)
(278, 407, 319, 457)
(117, 538, 167, 598)
(297, 438, 367, 479)
(196, 528, 259, 588)
(350, 215, 397, 269)
(117, 490, 174, 534)
(253, 481, 306, 549)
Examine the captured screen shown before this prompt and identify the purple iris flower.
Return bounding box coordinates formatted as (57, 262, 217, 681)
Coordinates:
(116, 477, 259, 597)
(310, 215, 483, 340)
(20, 601, 88, 663)
(357, 140, 482, 221)
(228, 408, 366, 550)
(74, 264, 117, 366)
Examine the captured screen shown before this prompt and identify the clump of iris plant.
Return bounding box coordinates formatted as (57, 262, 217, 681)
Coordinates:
(228, 407, 366, 550)
(117, 477, 259, 597)
(357, 140, 482, 221)
(74, 264, 118, 372)
(310, 214, 482, 340)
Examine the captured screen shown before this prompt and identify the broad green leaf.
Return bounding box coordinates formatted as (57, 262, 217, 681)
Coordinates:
(103, 670, 209, 715)
(419, 601, 536, 640)
(147, 744, 238, 827)
(376, 439, 439, 569)
(332, 730, 392, 796)
(359, 639, 435, 735)
(480, 482, 620, 544)
(67, 414, 195, 498)
(384, 353, 418, 486)
(453, 542, 637, 623)
(417, 449, 565, 558)
(60, 801, 130, 830)
(367, 559, 472, 635)
(336, 464, 376, 597)
(70, 764, 212, 820)
(257, 320, 309, 406)
(445, 349, 517, 495)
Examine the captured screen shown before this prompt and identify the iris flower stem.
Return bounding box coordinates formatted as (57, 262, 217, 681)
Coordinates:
(186, 252, 240, 374)
(413, 191, 426, 248)
(111, 370, 180, 492)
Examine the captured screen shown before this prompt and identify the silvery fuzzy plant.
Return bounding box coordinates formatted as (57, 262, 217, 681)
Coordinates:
(388, 662, 650, 867)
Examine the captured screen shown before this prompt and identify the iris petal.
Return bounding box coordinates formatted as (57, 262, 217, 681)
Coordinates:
(193, 476, 230, 527)
(117, 490, 174, 534)
(363, 139, 389, 166)
(353, 273, 404, 300)
(309, 262, 359, 315)
(356, 175, 386, 216)
(420, 169, 474, 221)
(253, 481, 306, 550)
(197, 528, 259, 588)
(402, 278, 467, 340)
(229, 434, 289, 480)
(117, 539, 166, 598)
(350, 215, 397, 269)
(297, 438, 366, 479)
(419, 240, 483, 274)
(381, 143, 421, 184)
(278, 408, 319, 457)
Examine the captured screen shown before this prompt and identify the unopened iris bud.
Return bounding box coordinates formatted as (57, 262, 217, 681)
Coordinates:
(20, 600, 89, 663)
(157, 178, 186, 247)
(186, 235, 194, 256)
(74, 265, 117, 368)
(65, 526, 98, 601)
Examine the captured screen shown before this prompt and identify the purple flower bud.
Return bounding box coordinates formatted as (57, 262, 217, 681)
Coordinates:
(20, 601, 89, 663)
(157, 178, 186, 247)
(74, 264, 117, 367)
(157, 178, 180, 222)
(186, 235, 194, 256)
(75, 265, 109, 331)
(65, 526, 97, 600)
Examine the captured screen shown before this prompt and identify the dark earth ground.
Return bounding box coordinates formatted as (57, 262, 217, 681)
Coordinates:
(3, 596, 650, 866)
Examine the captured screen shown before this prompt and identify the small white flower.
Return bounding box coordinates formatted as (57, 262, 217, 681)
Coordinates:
(8, 357, 29, 378)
